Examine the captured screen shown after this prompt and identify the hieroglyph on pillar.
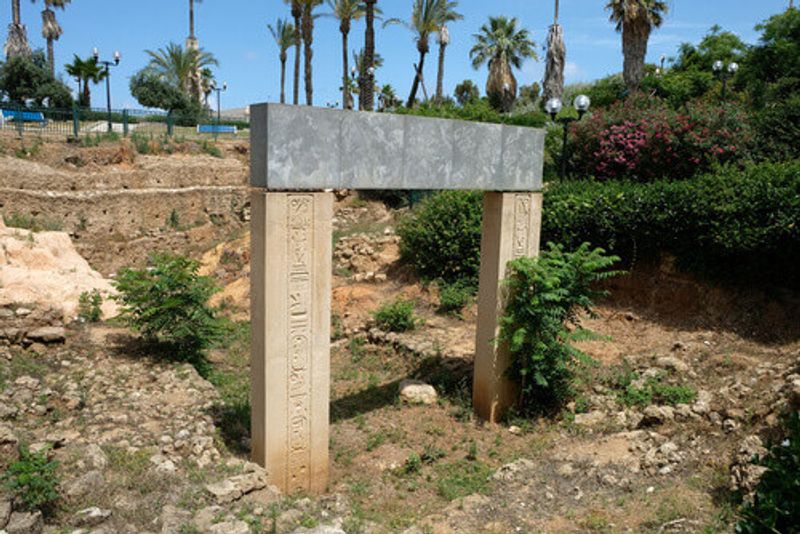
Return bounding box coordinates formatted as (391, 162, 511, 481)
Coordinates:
(287, 195, 313, 492)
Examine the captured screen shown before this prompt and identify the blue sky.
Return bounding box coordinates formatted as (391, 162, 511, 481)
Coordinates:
(1, 0, 791, 110)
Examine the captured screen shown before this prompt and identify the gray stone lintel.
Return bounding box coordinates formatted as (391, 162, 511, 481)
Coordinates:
(250, 103, 544, 192)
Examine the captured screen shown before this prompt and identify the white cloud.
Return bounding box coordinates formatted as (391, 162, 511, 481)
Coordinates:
(564, 62, 586, 83)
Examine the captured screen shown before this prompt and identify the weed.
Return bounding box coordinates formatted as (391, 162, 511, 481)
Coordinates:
(200, 140, 223, 158)
(437, 279, 475, 316)
(434, 459, 492, 501)
(366, 431, 386, 452)
(3, 212, 63, 232)
(78, 290, 103, 323)
(2, 444, 60, 514)
(373, 299, 421, 333)
(167, 209, 181, 230)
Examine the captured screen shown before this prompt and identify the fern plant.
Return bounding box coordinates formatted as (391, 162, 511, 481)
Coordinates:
(112, 253, 224, 369)
(500, 243, 622, 413)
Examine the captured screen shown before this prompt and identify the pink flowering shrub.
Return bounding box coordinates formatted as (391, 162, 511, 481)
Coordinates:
(570, 93, 754, 181)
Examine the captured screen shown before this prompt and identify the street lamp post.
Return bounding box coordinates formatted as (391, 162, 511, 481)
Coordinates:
(93, 48, 121, 133)
(545, 95, 591, 179)
(712, 60, 738, 101)
(211, 81, 227, 140)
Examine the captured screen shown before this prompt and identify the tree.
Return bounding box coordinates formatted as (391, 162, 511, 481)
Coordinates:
(453, 79, 478, 105)
(0, 50, 72, 107)
(300, 0, 323, 106)
(64, 54, 106, 107)
(350, 47, 383, 108)
(606, 0, 668, 93)
(144, 42, 218, 102)
(284, 0, 302, 105)
(672, 25, 748, 74)
(385, 0, 459, 108)
(4, 0, 32, 59)
(377, 83, 398, 111)
(129, 69, 197, 114)
(518, 82, 540, 106)
(543, 0, 565, 104)
(188, 0, 202, 42)
(434, 1, 462, 103)
(360, 0, 377, 110)
(470, 16, 537, 112)
(37, 0, 70, 76)
(325, 0, 367, 110)
(268, 18, 295, 104)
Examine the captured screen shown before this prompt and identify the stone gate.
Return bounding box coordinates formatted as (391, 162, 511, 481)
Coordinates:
(249, 104, 544, 493)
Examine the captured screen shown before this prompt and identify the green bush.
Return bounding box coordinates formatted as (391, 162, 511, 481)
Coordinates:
(112, 253, 224, 369)
(78, 290, 103, 323)
(3, 212, 63, 232)
(615, 375, 697, 407)
(397, 190, 483, 285)
(500, 243, 621, 412)
(2, 444, 60, 514)
(372, 299, 420, 333)
(395, 98, 547, 129)
(544, 160, 800, 286)
(437, 279, 475, 316)
(397, 161, 800, 290)
(737, 411, 800, 533)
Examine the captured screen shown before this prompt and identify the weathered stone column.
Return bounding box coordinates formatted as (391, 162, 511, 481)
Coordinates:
(250, 190, 332, 494)
(473, 192, 543, 423)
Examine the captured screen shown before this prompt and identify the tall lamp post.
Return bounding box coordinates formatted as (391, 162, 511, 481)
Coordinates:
(712, 60, 738, 100)
(93, 48, 121, 133)
(545, 94, 591, 180)
(211, 81, 227, 140)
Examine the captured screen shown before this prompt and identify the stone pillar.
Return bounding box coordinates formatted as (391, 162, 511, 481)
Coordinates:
(473, 192, 543, 423)
(250, 190, 332, 494)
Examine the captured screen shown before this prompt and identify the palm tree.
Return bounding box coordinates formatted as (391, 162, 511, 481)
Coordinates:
(606, 0, 668, 92)
(543, 0, 565, 104)
(360, 0, 377, 110)
(434, 2, 462, 103)
(386, 0, 458, 108)
(325, 0, 371, 110)
(38, 0, 70, 76)
(349, 48, 383, 108)
(284, 0, 302, 105)
(4, 0, 32, 58)
(300, 0, 323, 106)
(188, 0, 202, 43)
(65, 54, 106, 107)
(470, 16, 537, 112)
(268, 19, 295, 104)
(144, 42, 219, 101)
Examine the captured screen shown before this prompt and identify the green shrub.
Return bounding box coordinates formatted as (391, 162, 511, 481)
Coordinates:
(395, 98, 547, 129)
(3, 212, 63, 232)
(616, 377, 697, 407)
(77, 290, 103, 323)
(2, 444, 60, 514)
(112, 253, 224, 369)
(544, 160, 800, 287)
(437, 279, 475, 316)
(500, 243, 621, 412)
(200, 140, 222, 158)
(737, 411, 800, 533)
(372, 299, 420, 333)
(397, 190, 483, 285)
(397, 161, 800, 290)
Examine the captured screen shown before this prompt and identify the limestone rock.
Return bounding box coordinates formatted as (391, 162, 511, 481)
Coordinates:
(193, 505, 224, 532)
(492, 458, 535, 481)
(208, 520, 251, 534)
(74, 507, 112, 527)
(730, 435, 768, 499)
(0, 499, 10, 530)
(0, 424, 18, 446)
(292, 525, 346, 534)
(83, 444, 108, 471)
(160, 505, 191, 534)
(574, 411, 606, 427)
(656, 356, 689, 373)
(25, 327, 65, 344)
(6, 511, 43, 534)
(641, 406, 675, 426)
(205, 479, 242, 504)
(64, 470, 104, 499)
(399, 380, 438, 405)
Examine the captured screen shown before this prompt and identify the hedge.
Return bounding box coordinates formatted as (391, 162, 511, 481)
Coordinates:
(397, 161, 800, 288)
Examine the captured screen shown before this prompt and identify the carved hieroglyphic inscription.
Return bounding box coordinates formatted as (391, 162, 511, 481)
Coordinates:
(287, 195, 313, 492)
(512, 194, 532, 259)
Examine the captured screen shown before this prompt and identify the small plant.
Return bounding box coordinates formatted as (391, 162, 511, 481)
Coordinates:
(200, 140, 223, 158)
(3, 212, 63, 232)
(78, 289, 103, 323)
(112, 252, 225, 371)
(500, 243, 622, 413)
(402, 452, 422, 475)
(437, 279, 475, 316)
(2, 444, 60, 514)
(167, 209, 181, 230)
(131, 133, 151, 154)
(737, 411, 800, 533)
(372, 299, 420, 333)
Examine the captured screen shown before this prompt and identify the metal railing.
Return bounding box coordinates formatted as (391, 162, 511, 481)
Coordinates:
(0, 105, 249, 142)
